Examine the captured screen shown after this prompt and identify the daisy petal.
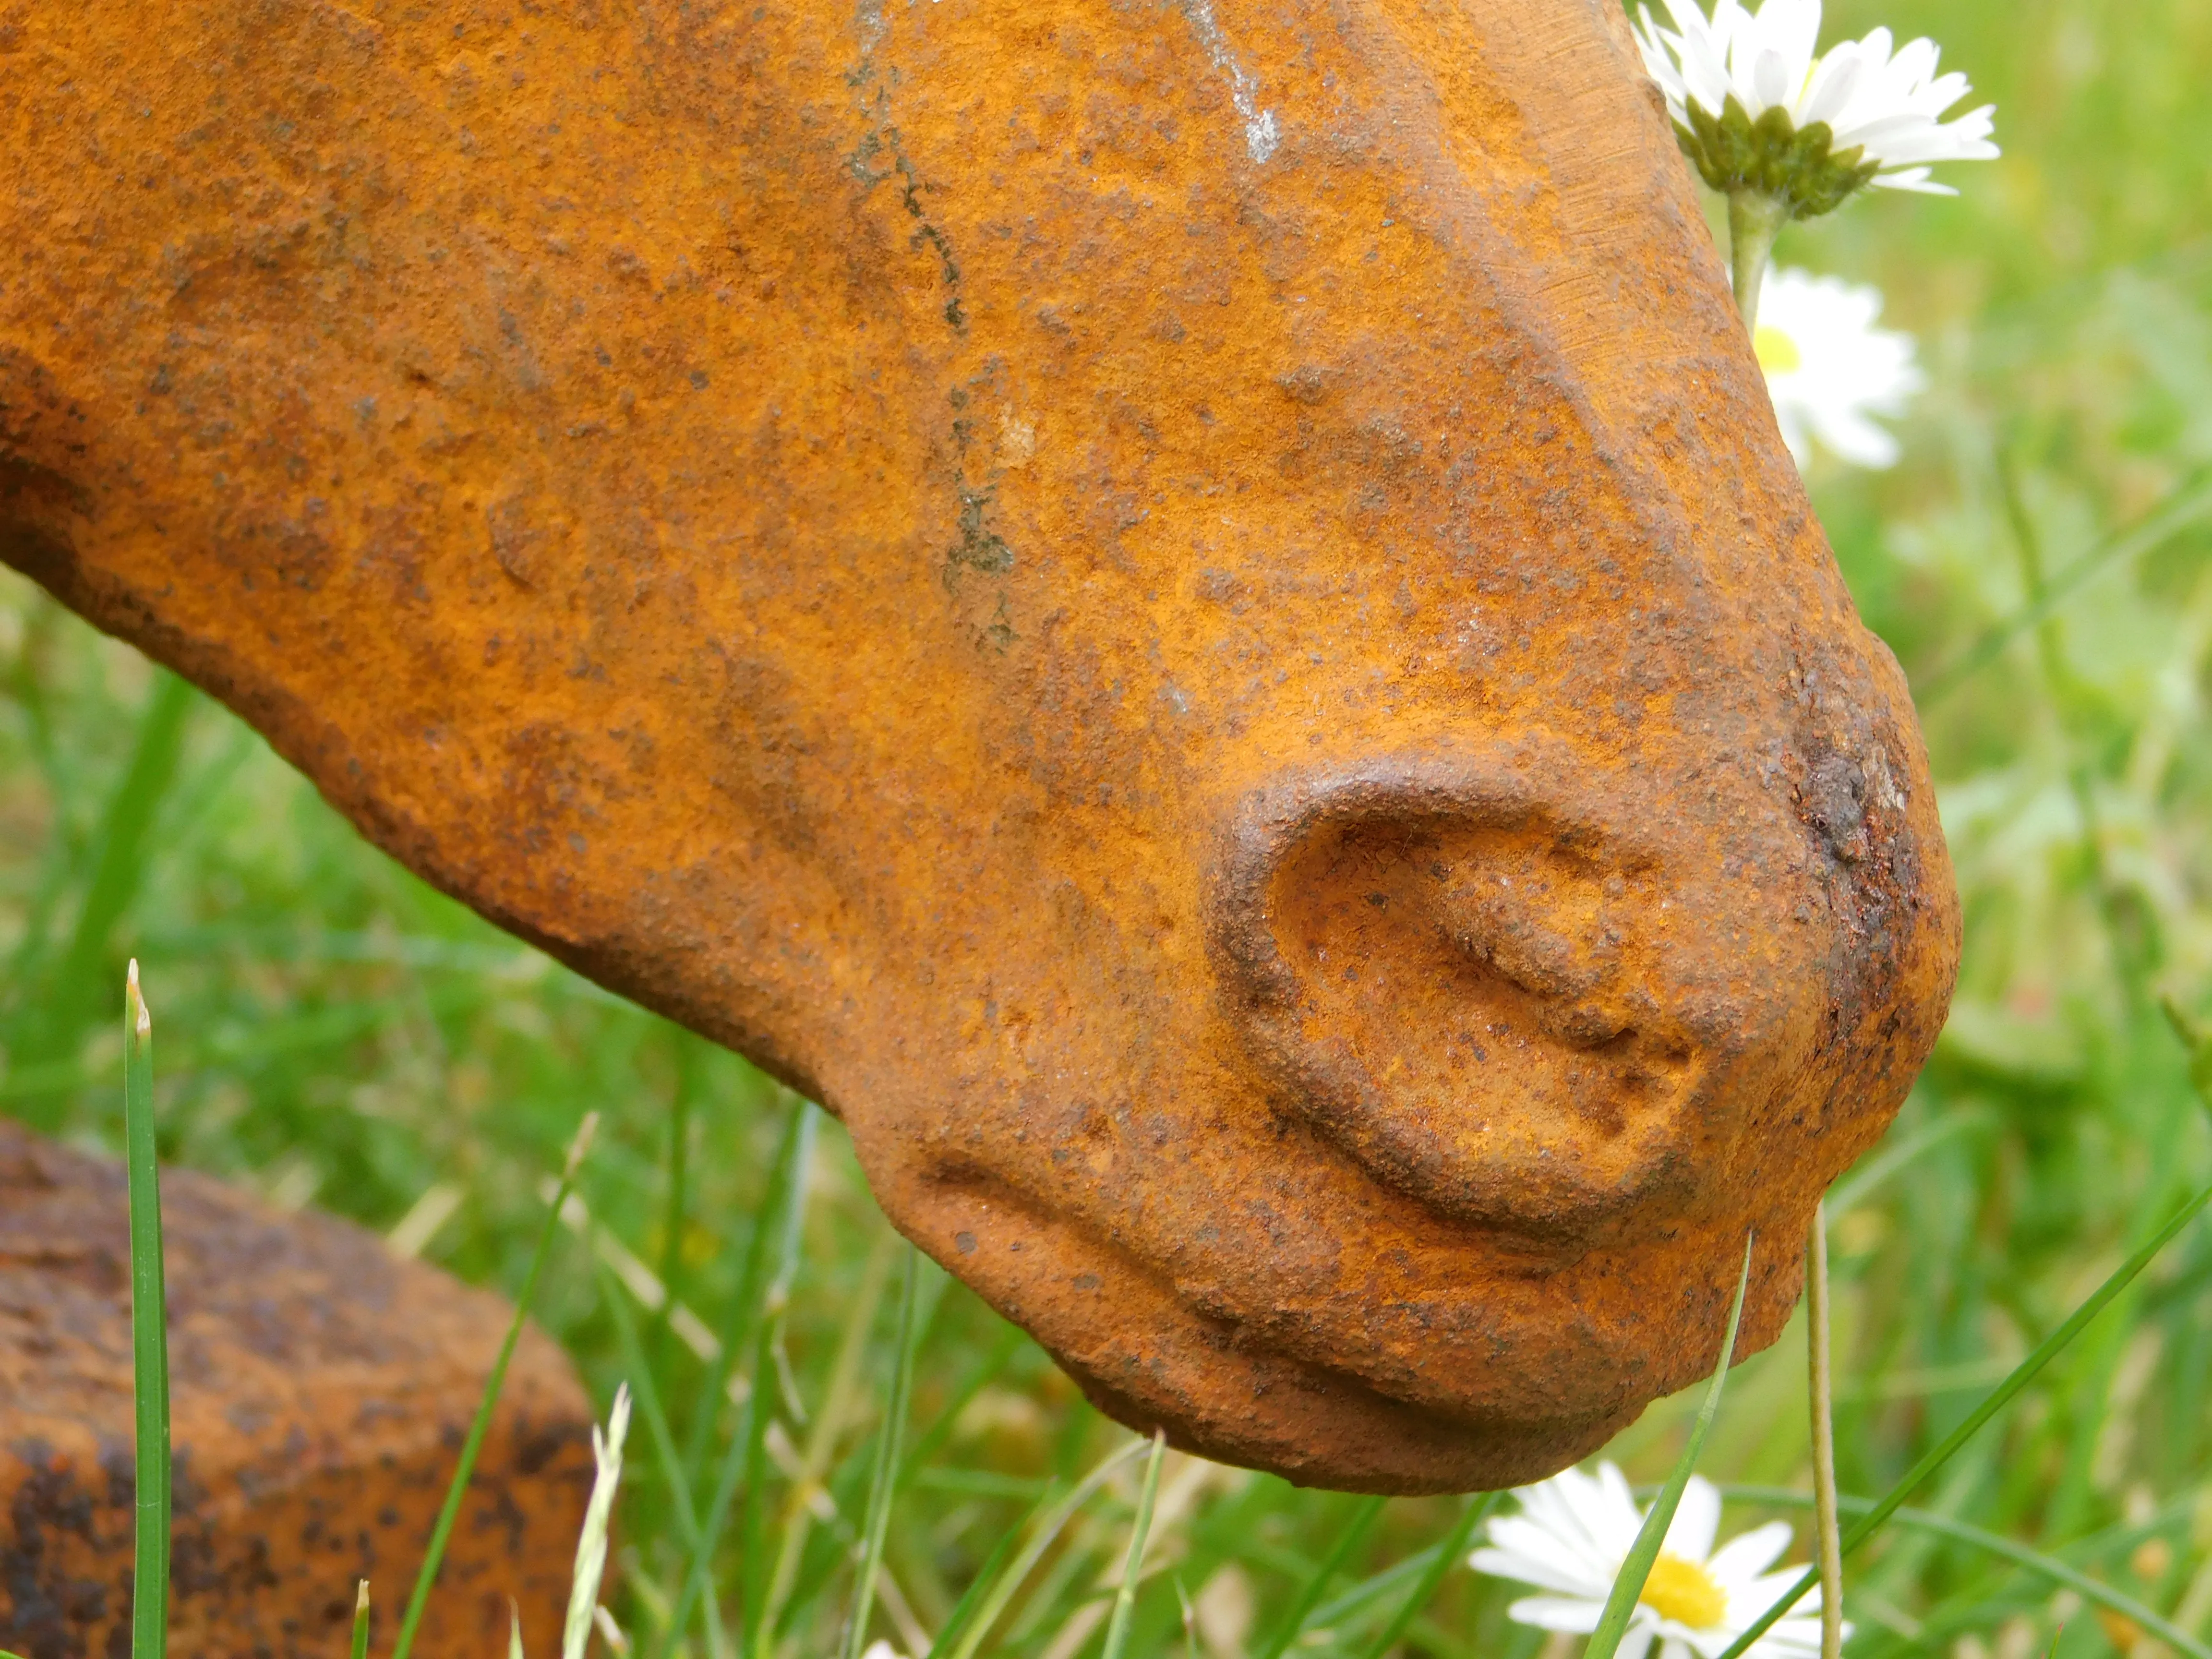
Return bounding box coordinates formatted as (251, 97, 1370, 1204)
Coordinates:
(1470, 1526, 1616, 1599)
(1706, 1520, 1794, 1587)
(1797, 49, 1862, 126)
(1872, 169, 1958, 193)
(1588, 1464, 1647, 1560)
(1529, 1470, 1631, 1571)
(1506, 1596, 1611, 1633)
(1662, 1476, 1722, 1564)
(1738, 1567, 1823, 1616)
(1750, 44, 1793, 110)
(1755, 266, 1921, 469)
(1633, 0, 1996, 194)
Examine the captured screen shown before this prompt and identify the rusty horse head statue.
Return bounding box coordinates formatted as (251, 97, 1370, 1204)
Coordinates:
(0, 0, 1957, 1490)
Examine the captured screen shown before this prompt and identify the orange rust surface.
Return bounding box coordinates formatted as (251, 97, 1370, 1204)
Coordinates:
(0, 0, 1958, 1490)
(0, 1124, 594, 1656)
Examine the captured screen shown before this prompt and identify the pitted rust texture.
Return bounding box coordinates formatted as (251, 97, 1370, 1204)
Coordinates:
(0, 1124, 594, 1655)
(0, 0, 1958, 1491)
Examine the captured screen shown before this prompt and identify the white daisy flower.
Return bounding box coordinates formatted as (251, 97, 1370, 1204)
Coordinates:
(1633, 0, 1998, 205)
(1753, 267, 1923, 469)
(1468, 1463, 1844, 1659)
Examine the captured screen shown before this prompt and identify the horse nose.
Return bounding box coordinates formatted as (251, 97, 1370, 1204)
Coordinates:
(1205, 750, 1817, 1246)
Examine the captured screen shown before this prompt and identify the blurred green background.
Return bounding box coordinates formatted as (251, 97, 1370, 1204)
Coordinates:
(6, 0, 2212, 1654)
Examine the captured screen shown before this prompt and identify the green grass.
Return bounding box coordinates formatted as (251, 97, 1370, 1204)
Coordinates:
(1588, 1240, 1756, 1659)
(390, 1112, 600, 1659)
(6, 0, 2212, 1654)
(122, 965, 168, 1659)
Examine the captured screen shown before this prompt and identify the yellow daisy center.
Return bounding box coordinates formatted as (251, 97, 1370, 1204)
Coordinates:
(1640, 1552, 1729, 1630)
(1754, 324, 1803, 374)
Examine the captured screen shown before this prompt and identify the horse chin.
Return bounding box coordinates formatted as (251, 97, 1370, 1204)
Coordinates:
(884, 1133, 1800, 1494)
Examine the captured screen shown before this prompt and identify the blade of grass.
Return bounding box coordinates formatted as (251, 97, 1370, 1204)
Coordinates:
(1916, 461, 2212, 706)
(551, 1188, 721, 1364)
(996, 1522, 1102, 1653)
(902, 1324, 1024, 1479)
(123, 962, 169, 1659)
(591, 1250, 727, 1651)
(2044, 1089, 2201, 1540)
(1714, 1487, 2212, 1659)
(9, 675, 194, 1129)
(934, 1438, 1150, 1659)
(755, 1231, 899, 1655)
(1305, 1547, 1440, 1634)
(661, 1384, 764, 1659)
(59, 678, 194, 1011)
(841, 1247, 926, 1659)
(594, 1249, 705, 1539)
(0, 983, 488, 1106)
(1824, 1109, 1992, 1220)
(389, 1111, 601, 1659)
(917, 1495, 1026, 1659)
(1100, 1430, 1168, 1659)
(751, 1401, 937, 1659)
(649, 1072, 694, 1375)
(655, 1101, 818, 1659)
(352, 1582, 372, 1659)
(1251, 1494, 1388, 1659)
(681, 1101, 812, 1477)
(1585, 1232, 1756, 1659)
(1712, 1176, 2212, 1659)
(1354, 1491, 1498, 1659)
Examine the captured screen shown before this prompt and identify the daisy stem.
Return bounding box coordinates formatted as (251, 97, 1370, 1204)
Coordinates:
(1727, 190, 1790, 330)
(1806, 1202, 1843, 1659)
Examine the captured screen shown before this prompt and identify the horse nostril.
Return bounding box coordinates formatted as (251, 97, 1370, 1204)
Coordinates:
(1434, 878, 1637, 1048)
(1549, 1000, 1636, 1051)
(1449, 890, 1606, 998)
(1208, 753, 1716, 1242)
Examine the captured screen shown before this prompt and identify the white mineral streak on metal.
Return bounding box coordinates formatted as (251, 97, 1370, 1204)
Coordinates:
(857, 0, 887, 57)
(1178, 0, 1281, 164)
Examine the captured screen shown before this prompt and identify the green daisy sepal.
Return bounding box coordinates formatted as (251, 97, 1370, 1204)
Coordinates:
(1676, 95, 1881, 219)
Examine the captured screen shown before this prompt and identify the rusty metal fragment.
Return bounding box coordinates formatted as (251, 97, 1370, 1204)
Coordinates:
(0, 0, 1959, 1490)
(0, 1123, 592, 1656)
